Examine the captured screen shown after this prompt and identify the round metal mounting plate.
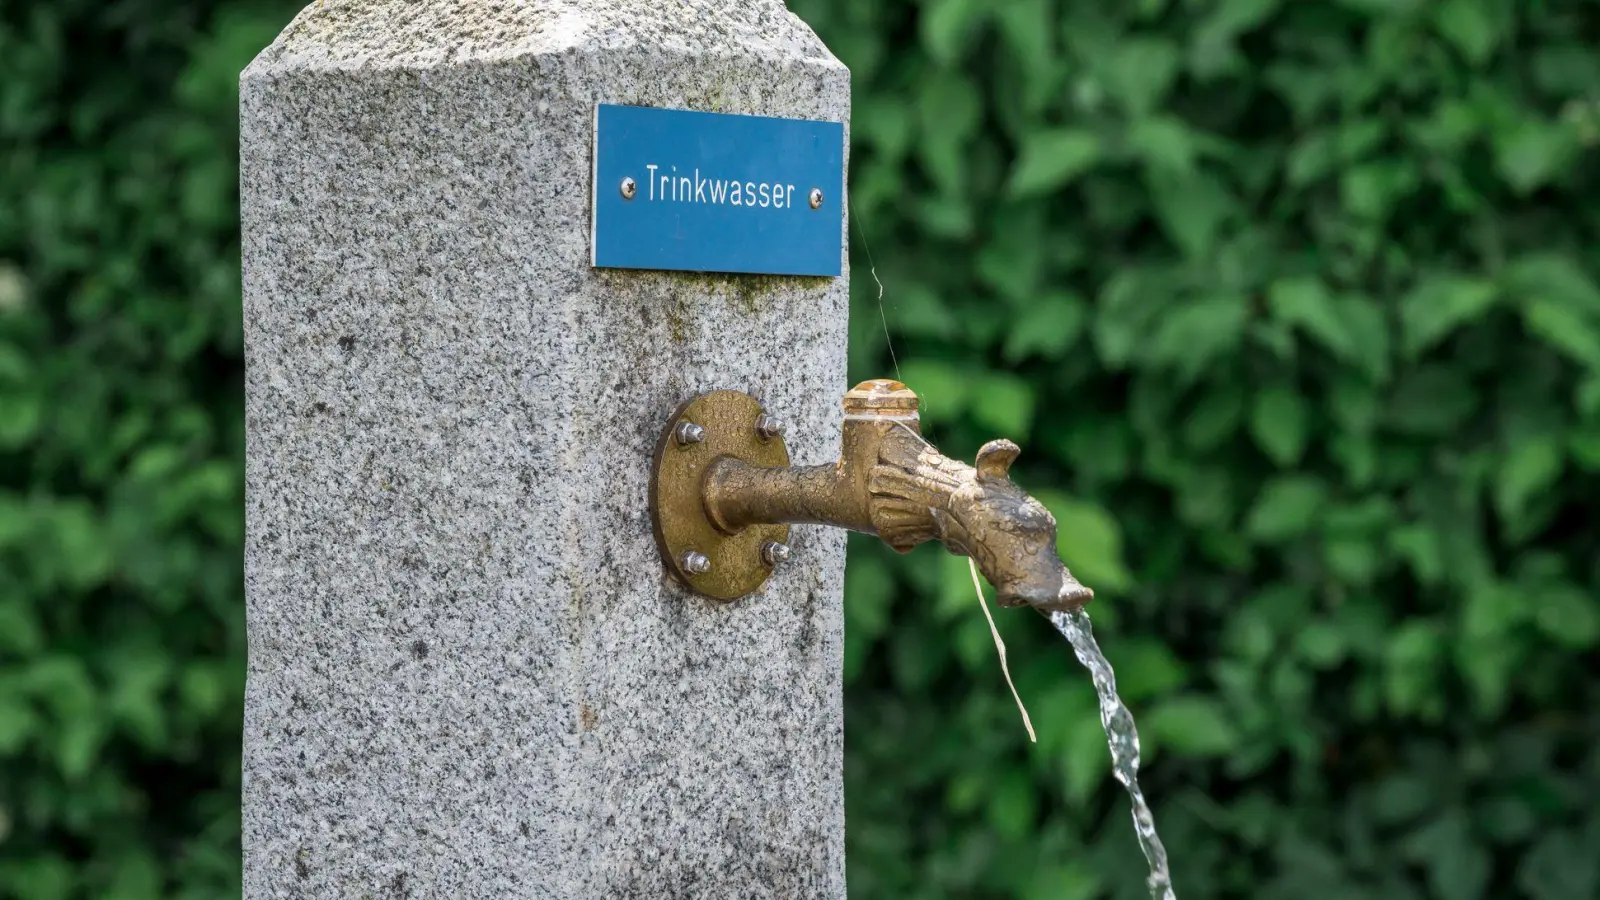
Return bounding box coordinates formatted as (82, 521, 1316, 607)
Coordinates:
(650, 390, 790, 602)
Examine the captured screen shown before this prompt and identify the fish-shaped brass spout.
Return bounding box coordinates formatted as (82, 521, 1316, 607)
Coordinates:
(650, 379, 1093, 609)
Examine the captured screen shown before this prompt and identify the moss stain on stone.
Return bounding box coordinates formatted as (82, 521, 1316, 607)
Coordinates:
(640, 267, 827, 342)
(664, 290, 691, 343)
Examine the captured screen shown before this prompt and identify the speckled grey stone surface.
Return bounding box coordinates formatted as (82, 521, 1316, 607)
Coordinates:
(240, 2, 848, 896)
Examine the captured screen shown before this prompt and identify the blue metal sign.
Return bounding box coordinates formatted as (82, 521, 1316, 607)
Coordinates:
(591, 104, 844, 277)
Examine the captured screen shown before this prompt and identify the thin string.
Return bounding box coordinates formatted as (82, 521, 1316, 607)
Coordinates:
(969, 557, 1037, 743)
(850, 197, 947, 447)
(856, 202, 1022, 737)
(848, 196, 902, 386)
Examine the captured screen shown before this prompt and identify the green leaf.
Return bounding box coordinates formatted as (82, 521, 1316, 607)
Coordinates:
(1391, 525, 1444, 584)
(1295, 620, 1348, 669)
(1129, 116, 1199, 172)
(1324, 535, 1382, 585)
(1523, 300, 1600, 368)
(1269, 277, 1352, 360)
(1249, 385, 1309, 467)
(1091, 269, 1170, 368)
(55, 715, 105, 781)
(1330, 376, 1381, 433)
(1530, 583, 1600, 649)
(1024, 861, 1104, 900)
(991, 0, 1056, 86)
(46, 500, 114, 591)
(1578, 376, 1600, 416)
(1434, 0, 1499, 65)
(1003, 292, 1087, 362)
(0, 392, 42, 449)
(0, 695, 38, 754)
(1503, 254, 1600, 314)
(0, 342, 31, 383)
(1400, 274, 1498, 357)
(1385, 621, 1445, 717)
(1385, 365, 1478, 435)
(986, 768, 1038, 840)
(1495, 439, 1563, 522)
(896, 359, 971, 425)
(1336, 0, 1424, 14)
(1403, 810, 1490, 900)
(1517, 829, 1600, 899)
(1495, 120, 1578, 193)
(1144, 294, 1251, 382)
(971, 371, 1036, 436)
(0, 600, 43, 655)
(1033, 490, 1134, 592)
(1101, 38, 1181, 114)
(945, 768, 988, 814)
(910, 192, 976, 240)
(936, 549, 983, 621)
(888, 285, 960, 339)
(1007, 129, 1102, 198)
(1147, 695, 1239, 756)
(102, 851, 163, 900)
(845, 548, 895, 640)
(1103, 638, 1188, 702)
(916, 73, 982, 193)
(1182, 383, 1244, 452)
(1285, 130, 1338, 186)
(1061, 711, 1112, 803)
(855, 95, 914, 160)
(1571, 428, 1600, 470)
(178, 662, 229, 720)
(1341, 161, 1418, 221)
(1337, 294, 1392, 381)
(975, 205, 1048, 302)
(920, 0, 990, 64)
(1372, 773, 1438, 824)
(1245, 476, 1327, 541)
(1, 856, 73, 900)
(1190, 0, 1280, 77)
(1147, 169, 1235, 258)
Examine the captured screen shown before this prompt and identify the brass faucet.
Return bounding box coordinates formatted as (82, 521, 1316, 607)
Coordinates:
(650, 379, 1094, 611)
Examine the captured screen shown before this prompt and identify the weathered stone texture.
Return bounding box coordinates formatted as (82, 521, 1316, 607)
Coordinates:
(241, 2, 848, 896)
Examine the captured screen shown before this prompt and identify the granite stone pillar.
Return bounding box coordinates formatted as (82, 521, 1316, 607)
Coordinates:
(239, 2, 849, 896)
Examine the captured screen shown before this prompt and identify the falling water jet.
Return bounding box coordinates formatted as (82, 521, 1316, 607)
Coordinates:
(1045, 607, 1177, 900)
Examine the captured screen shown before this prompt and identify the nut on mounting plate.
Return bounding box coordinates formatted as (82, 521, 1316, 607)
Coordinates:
(650, 390, 790, 601)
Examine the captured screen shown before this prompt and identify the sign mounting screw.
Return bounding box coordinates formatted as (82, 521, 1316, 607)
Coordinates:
(681, 551, 711, 575)
(620, 176, 637, 200)
(808, 188, 823, 209)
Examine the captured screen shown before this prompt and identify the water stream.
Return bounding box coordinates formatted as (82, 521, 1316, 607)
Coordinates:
(1049, 609, 1176, 900)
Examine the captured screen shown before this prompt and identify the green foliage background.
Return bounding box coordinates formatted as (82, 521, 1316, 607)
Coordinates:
(3, 0, 1599, 897)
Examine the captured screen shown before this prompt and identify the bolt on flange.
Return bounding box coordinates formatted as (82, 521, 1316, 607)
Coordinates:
(755, 414, 784, 441)
(760, 541, 790, 567)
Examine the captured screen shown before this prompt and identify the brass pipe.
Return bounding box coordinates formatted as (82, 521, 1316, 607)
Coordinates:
(703, 462, 865, 533)
(693, 379, 1094, 612)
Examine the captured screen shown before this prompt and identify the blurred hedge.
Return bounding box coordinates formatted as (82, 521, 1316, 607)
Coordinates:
(4, 0, 1600, 898)
(804, 0, 1600, 897)
(0, 2, 281, 897)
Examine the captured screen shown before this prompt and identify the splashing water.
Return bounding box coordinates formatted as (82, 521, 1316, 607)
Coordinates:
(1049, 609, 1176, 900)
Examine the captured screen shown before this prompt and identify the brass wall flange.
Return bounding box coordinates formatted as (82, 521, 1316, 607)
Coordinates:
(650, 390, 792, 601)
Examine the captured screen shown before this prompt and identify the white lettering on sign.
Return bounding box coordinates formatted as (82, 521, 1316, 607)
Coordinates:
(644, 164, 797, 209)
